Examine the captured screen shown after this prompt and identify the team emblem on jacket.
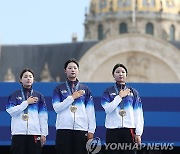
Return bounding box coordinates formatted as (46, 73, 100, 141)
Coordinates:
(16, 96, 22, 100)
(110, 93, 116, 96)
(61, 90, 67, 94)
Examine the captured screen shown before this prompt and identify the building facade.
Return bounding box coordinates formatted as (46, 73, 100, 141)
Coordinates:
(84, 0, 180, 41)
(79, 0, 180, 82)
(0, 0, 179, 83)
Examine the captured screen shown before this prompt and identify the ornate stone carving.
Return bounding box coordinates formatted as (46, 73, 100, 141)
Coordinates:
(127, 55, 150, 82)
(40, 63, 54, 82)
(56, 76, 61, 82)
(4, 68, 16, 82)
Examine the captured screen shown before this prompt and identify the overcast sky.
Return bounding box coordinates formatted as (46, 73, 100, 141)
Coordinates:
(0, 0, 90, 45)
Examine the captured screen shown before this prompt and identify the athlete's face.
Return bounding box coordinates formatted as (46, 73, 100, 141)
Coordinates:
(20, 71, 34, 88)
(65, 62, 79, 81)
(113, 67, 127, 84)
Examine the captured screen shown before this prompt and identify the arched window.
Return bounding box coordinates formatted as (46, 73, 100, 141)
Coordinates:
(99, 0, 107, 9)
(119, 23, 127, 34)
(118, 0, 130, 7)
(146, 23, 154, 35)
(170, 25, 175, 41)
(143, 0, 155, 6)
(98, 24, 103, 40)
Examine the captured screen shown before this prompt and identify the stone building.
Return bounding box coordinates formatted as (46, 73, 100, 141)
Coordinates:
(84, 0, 180, 41)
(80, 0, 180, 82)
(0, 0, 179, 83)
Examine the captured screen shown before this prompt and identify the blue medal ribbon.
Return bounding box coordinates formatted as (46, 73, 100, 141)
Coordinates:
(66, 81, 79, 105)
(65, 81, 79, 95)
(114, 84, 125, 109)
(21, 89, 33, 114)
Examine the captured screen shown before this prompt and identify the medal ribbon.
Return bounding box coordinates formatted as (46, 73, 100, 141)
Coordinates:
(114, 84, 126, 127)
(66, 81, 79, 105)
(66, 81, 79, 129)
(66, 81, 79, 95)
(21, 89, 33, 114)
(114, 84, 125, 109)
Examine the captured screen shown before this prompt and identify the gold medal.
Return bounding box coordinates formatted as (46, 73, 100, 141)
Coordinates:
(70, 105, 77, 113)
(119, 109, 126, 117)
(22, 114, 29, 121)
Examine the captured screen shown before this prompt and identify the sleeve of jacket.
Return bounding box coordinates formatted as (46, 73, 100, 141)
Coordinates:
(85, 89, 96, 134)
(6, 92, 28, 117)
(133, 90, 144, 136)
(101, 89, 122, 114)
(52, 87, 74, 113)
(38, 94, 48, 136)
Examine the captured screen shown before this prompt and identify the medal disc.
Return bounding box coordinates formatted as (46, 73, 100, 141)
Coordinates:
(22, 114, 29, 121)
(119, 109, 126, 117)
(70, 105, 77, 113)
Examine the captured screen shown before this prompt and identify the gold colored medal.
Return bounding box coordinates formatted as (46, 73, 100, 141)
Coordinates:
(22, 114, 29, 121)
(70, 105, 77, 113)
(119, 109, 126, 117)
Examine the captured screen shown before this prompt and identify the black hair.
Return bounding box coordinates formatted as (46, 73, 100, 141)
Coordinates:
(20, 68, 34, 79)
(64, 58, 79, 69)
(112, 63, 128, 75)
